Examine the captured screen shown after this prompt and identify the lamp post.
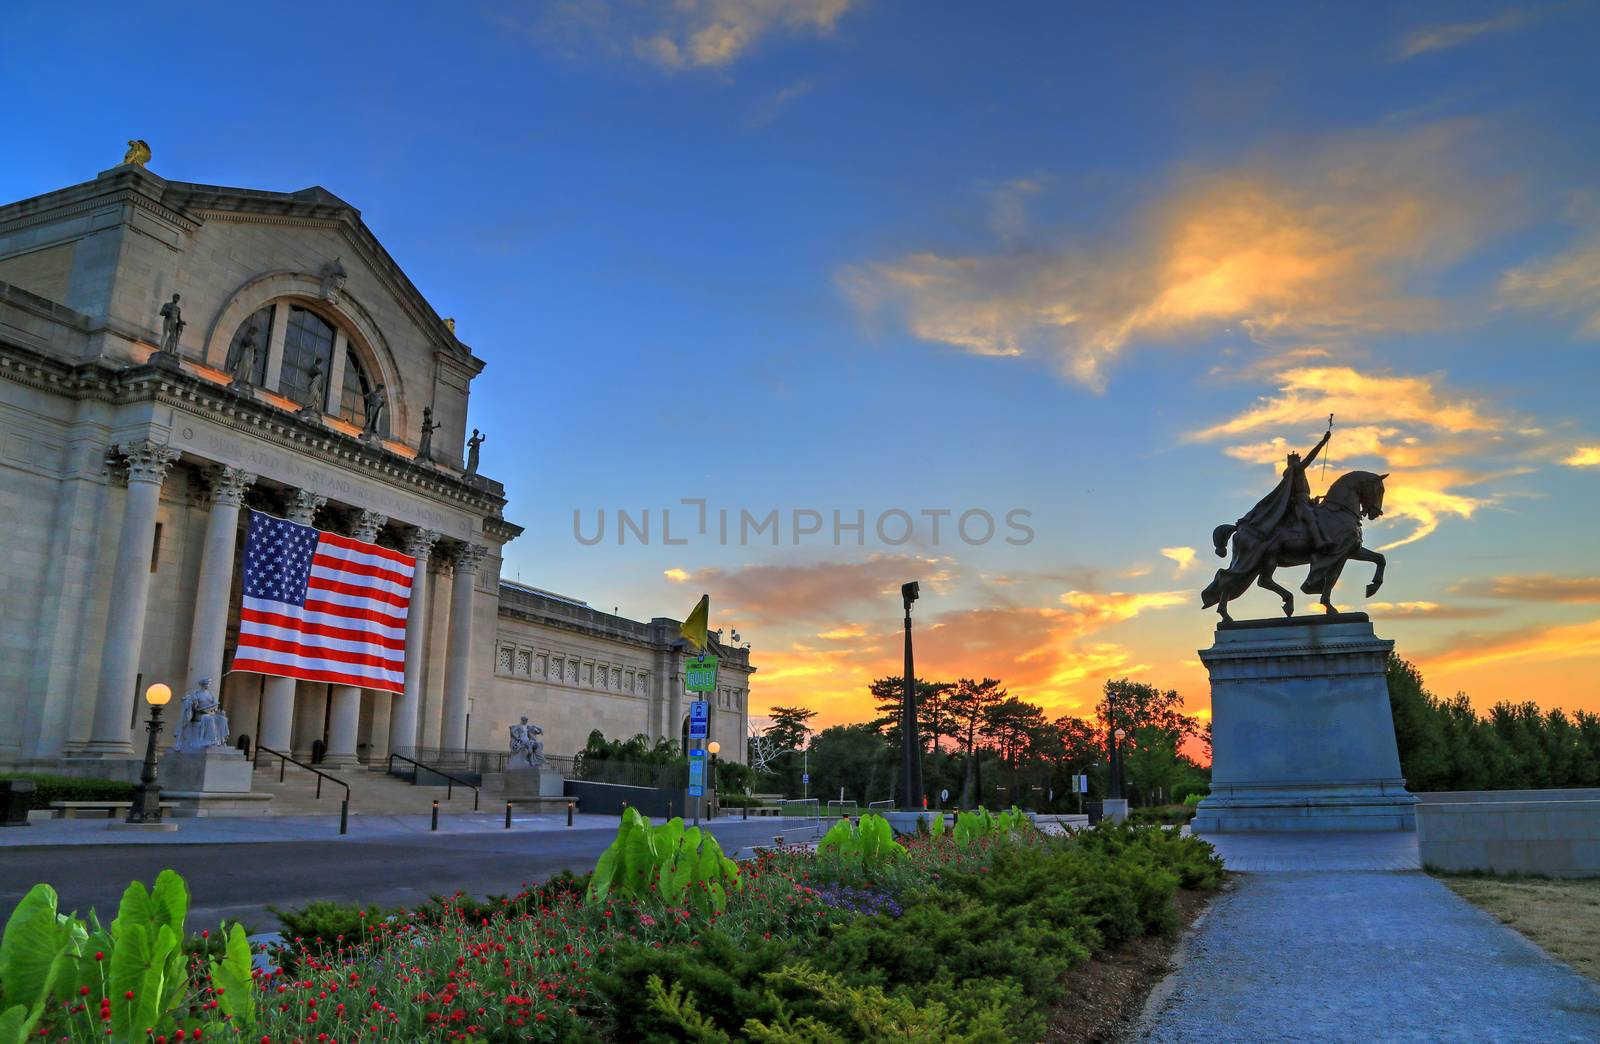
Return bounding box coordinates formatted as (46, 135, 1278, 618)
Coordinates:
(127, 683, 172, 824)
(900, 580, 923, 811)
(1110, 727, 1127, 802)
(707, 741, 721, 819)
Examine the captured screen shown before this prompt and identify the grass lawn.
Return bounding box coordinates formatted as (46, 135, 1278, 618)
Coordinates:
(1439, 874, 1600, 982)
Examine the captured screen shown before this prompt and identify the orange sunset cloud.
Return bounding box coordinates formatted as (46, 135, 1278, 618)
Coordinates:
(842, 125, 1498, 389)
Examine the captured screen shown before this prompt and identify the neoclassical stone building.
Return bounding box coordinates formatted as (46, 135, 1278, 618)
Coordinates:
(0, 155, 751, 774)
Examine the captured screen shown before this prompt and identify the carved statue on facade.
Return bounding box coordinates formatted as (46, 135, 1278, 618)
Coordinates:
(172, 678, 230, 753)
(509, 716, 545, 767)
(362, 384, 388, 438)
(123, 140, 151, 167)
(466, 428, 485, 474)
(417, 405, 441, 461)
(157, 293, 184, 356)
(228, 324, 260, 387)
(319, 257, 348, 303)
(300, 357, 325, 417)
(1202, 418, 1391, 621)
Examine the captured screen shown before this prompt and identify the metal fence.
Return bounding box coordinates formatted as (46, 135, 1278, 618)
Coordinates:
(396, 747, 510, 775)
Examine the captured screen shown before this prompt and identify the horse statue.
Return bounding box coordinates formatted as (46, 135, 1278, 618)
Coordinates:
(1202, 467, 1390, 622)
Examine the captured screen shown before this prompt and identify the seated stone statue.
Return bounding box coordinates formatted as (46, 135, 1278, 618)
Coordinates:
(508, 716, 545, 767)
(172, 677, 230, 753)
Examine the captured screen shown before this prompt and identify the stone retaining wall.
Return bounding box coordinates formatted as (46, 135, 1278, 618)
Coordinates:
(1416, 795, 1600, 877)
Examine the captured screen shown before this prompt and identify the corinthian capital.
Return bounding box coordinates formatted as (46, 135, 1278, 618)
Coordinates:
(211, 466, 256, 507)
(352, 510, 389, 543)
(405, 528, 440, 561)
(286, 489, 327, 525)
(451, 542, 489, 574)
(118, 440, 179, 484)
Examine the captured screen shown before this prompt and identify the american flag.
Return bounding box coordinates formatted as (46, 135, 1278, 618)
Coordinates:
(231, 509, 415, 693)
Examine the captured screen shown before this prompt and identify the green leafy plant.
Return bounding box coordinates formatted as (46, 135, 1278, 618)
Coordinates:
(816, 813, 906, 868)
(0, 869, 201, 1042)
(587, 808, 743, 912)
(950, 806, 1030, 848)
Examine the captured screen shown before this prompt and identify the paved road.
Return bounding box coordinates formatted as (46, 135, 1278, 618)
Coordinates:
(1139, 834, 1600, 1043)
(0, 818, 797, 931)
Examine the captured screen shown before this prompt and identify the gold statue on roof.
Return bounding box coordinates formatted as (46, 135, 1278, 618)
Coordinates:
(123, 140, 151, 167)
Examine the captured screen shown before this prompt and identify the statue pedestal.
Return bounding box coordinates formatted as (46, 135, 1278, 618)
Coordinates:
(1192, 616, 1417, 834)
(160, 748, 272, 817)
(503, 766, 565, 798)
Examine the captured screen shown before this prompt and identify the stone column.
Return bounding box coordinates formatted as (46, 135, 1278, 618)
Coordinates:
(324, 686, 362, 767)
(256, 490, 325, 759)
(82, 440, 179, 755)
(258, 677, 296, 754)
(322, 510, 387, 768)
(389, 528, 437, 757)
(184, 467, 255, 692)
(439, 543, 486, 757)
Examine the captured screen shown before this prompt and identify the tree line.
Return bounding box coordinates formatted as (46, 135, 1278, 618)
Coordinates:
(1387, 653, 1600, 791)
(754, 676, 1210, 810)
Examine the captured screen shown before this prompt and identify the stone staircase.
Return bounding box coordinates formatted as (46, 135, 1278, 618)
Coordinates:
(249, 760, 503, 817)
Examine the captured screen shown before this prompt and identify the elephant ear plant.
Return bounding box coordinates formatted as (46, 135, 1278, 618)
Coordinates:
(951, 806, 1033, 849)
(0, 869, 255, 1042)
(587, 807, 743, 913)
(817, 812, 908, 868)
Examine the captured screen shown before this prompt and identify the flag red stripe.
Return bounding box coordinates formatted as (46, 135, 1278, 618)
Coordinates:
(310, 552, 413, 588)
(317, 530, 416, 567)
(240, 607, 408, 651)
(305, 575, 412, 609)
(237, 634, 404, 672)
(300, 598, 409, 630)
(231, 659, 404, 694)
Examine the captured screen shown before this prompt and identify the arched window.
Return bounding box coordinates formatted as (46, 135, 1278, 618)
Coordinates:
(339, 346, 374, 426)
(279, 306, 335, 407)
(225, 304, 273, 385)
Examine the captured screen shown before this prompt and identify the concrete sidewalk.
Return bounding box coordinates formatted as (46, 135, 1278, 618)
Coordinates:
(1138, 831, 1600, 1043)
(0, 809, 801, 847)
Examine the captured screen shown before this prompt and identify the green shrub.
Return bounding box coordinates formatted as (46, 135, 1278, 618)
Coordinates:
(0, 773, 135, 810)
(268, 898, 386, 949)
(1130, 803, 1197, 826)
(1183, 791, 1204, 806)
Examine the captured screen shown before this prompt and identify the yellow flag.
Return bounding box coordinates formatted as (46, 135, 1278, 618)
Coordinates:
(680, 594, 710, 652)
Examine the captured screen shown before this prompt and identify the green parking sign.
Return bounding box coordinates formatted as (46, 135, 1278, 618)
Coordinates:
(686, 654, 719, 693)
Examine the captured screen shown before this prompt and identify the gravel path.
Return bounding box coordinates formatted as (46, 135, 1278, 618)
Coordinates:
(1138, 866, 1600, 1042)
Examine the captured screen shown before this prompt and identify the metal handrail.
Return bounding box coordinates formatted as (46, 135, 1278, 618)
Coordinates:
(253, 744, 350, 834)
(387, 752, 480, 811)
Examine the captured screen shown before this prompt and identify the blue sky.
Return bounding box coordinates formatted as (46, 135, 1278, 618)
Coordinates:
(5, 1, 1599, 726)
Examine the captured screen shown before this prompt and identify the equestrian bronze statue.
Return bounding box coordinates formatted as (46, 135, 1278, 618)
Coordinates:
(1202, 422, 1389, 622)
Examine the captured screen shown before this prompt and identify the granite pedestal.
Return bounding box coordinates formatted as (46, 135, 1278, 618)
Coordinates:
(1193, 615, 1417, 833)
(159, 748, 272, 817)
(502, 766, 565, 798)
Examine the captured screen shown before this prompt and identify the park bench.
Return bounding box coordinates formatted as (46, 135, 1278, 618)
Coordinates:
(49, 800, 175, 819)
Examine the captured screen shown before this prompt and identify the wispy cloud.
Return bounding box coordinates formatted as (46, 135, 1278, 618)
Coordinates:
(1188, 363, 1543, 548)
(668, 554, 950, 625)
(747, 79, 817, 128)
(841, 126, 1499, 390)
(1500, 223, 1600, 337)
(1366, 600, 1502, 620)
(1455, 574, 1600, 603)
(534, 0, 858, 72)
(1397, 6, 1552, 60)
(1423, 618, 1600, 671)
(1565, 446, 1600, 467)
(1161, 547, 1198, 575)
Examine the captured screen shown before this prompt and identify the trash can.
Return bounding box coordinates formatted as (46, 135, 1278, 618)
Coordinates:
(1085, 799, 1103, 825)
(0, 779, 35, 827)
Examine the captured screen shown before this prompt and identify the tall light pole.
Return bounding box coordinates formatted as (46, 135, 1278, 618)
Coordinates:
(900, 581, 923, 811)
(127, 683, 172, 824)
(1106, 684, 1123, 802)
